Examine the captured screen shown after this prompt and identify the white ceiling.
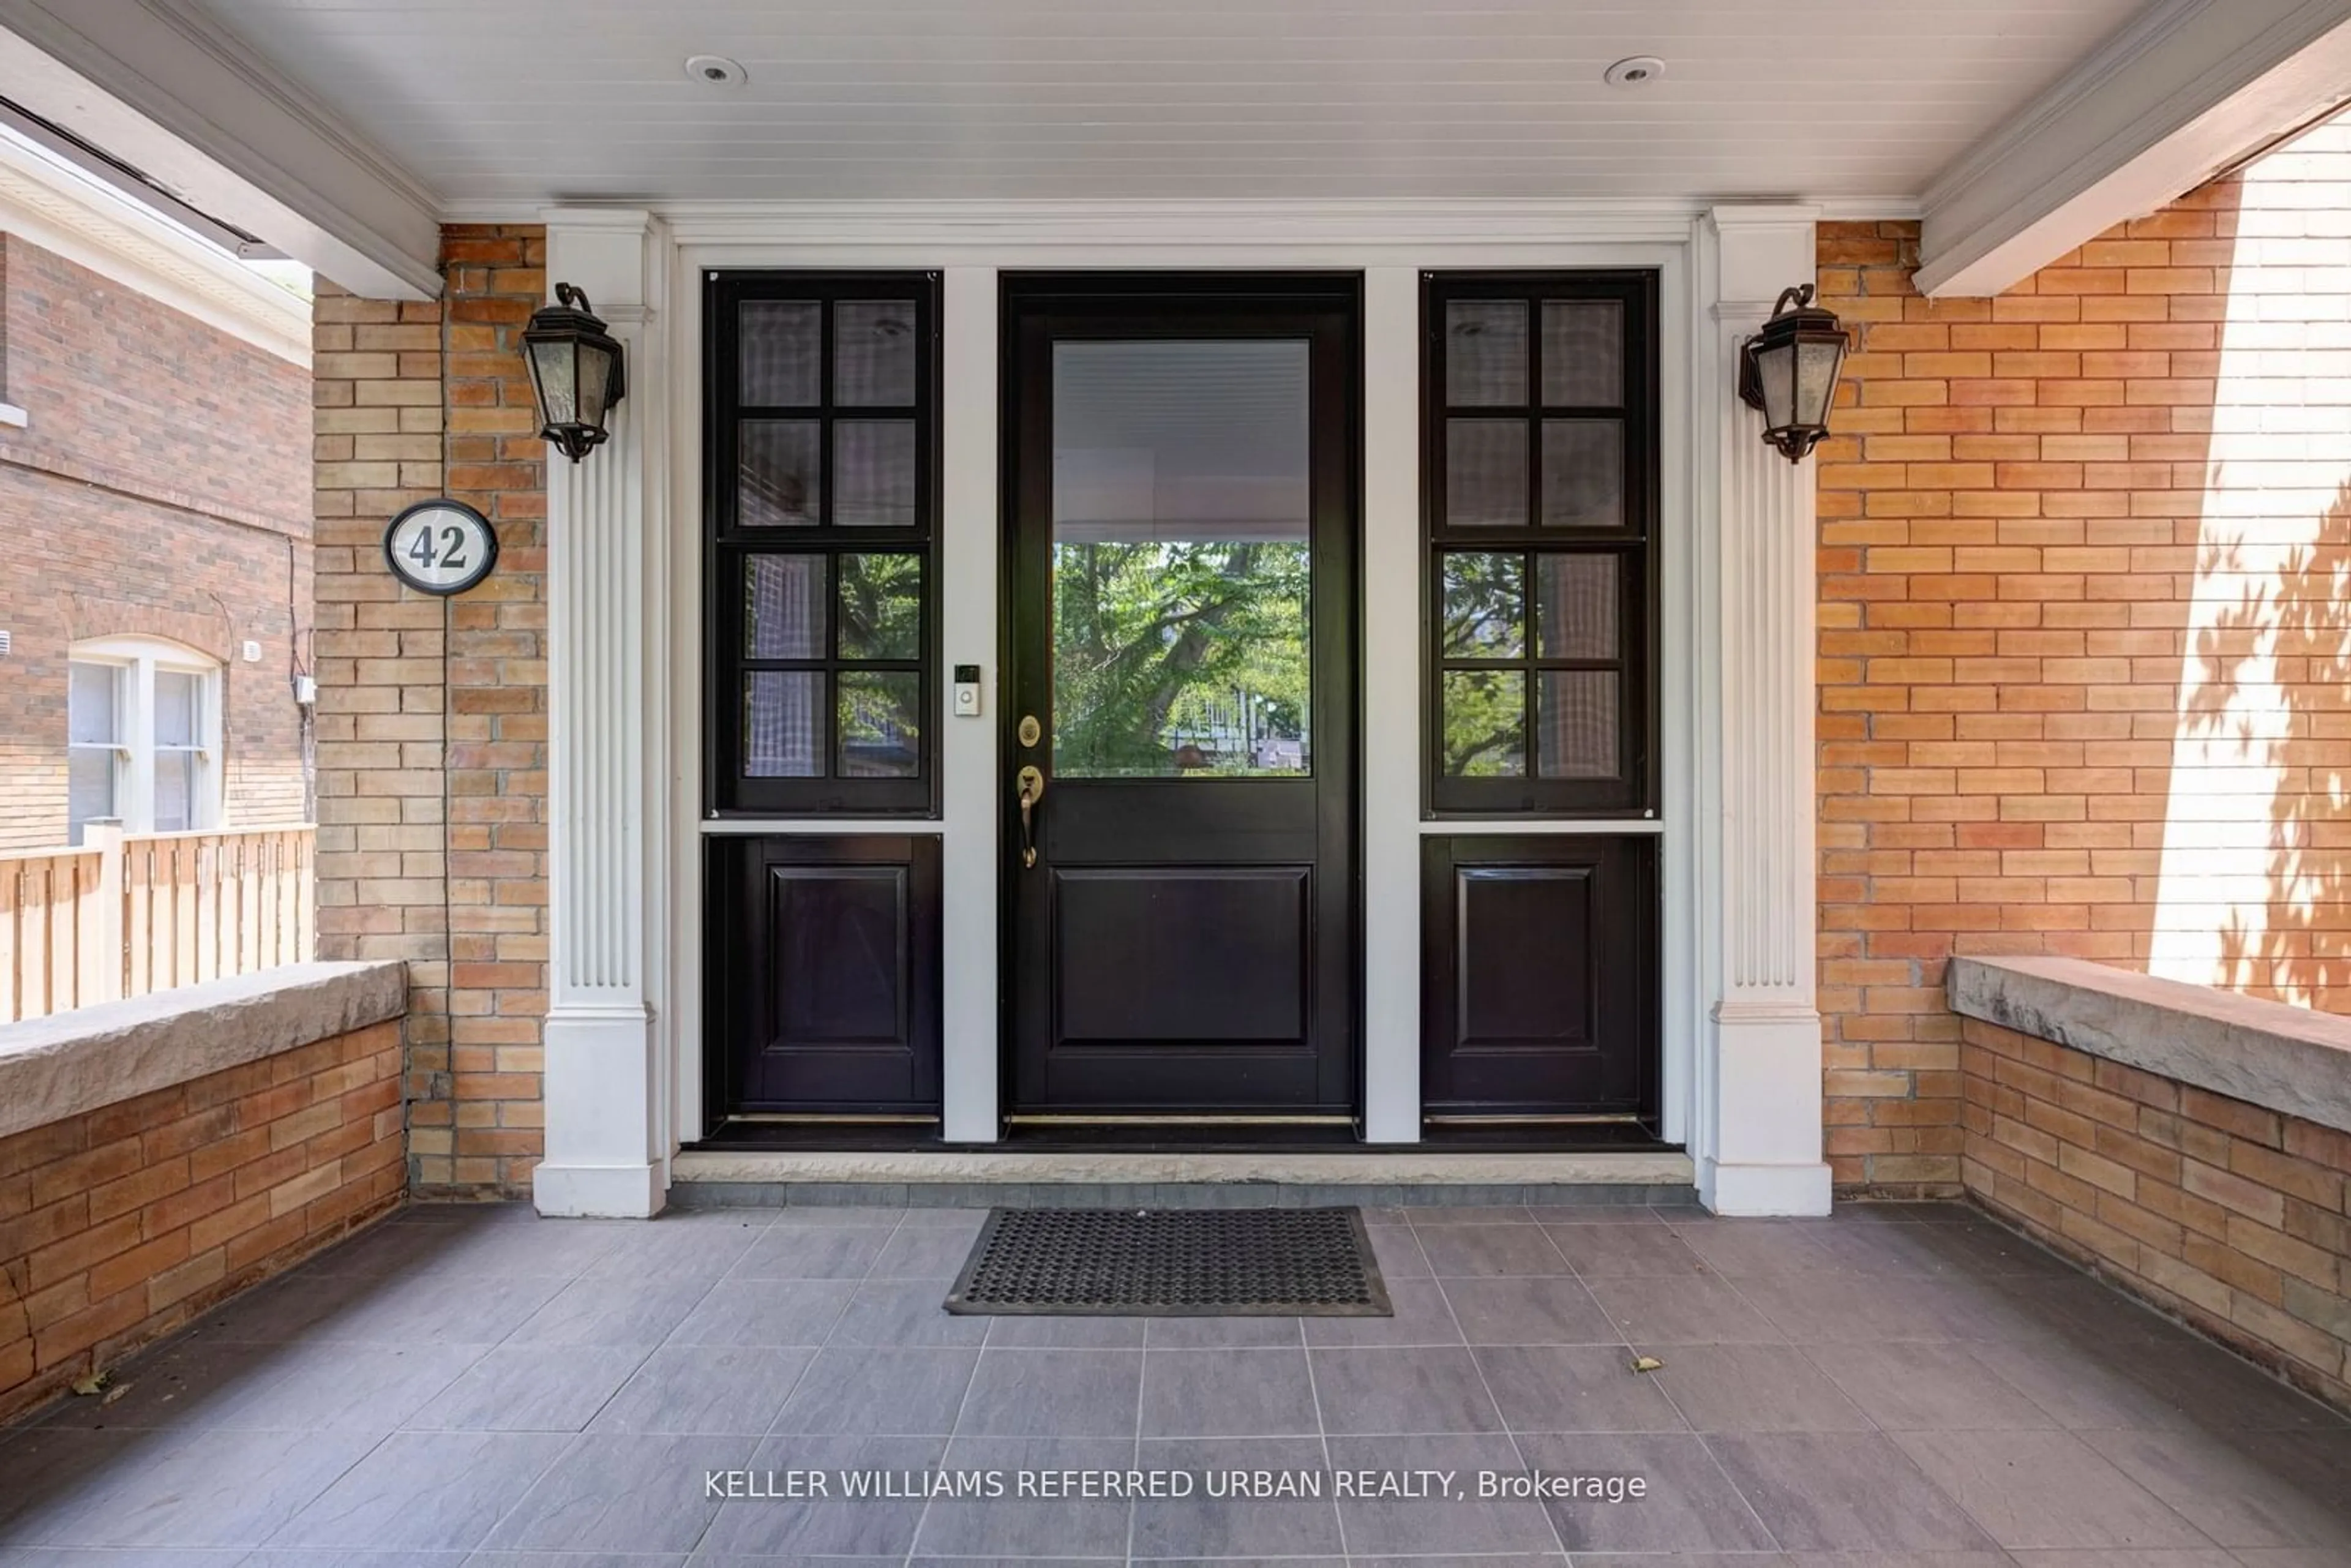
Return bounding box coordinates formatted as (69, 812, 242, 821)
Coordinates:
(192, 0, 2151, 208)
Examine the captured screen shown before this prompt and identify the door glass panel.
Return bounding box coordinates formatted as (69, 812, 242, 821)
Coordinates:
(1541, 299, 1623, 407)
(835, 419, 918, 527)
(1535, 553, 1619, 659)
(838, 670, 920, 776)
(1441, 669, 1524, 777)
(1539, 670, 1619, 778)
(745, 555, 828, 659)
(834, 300, 919, 406)
(838, 553, 923, 660)
(1440, 553, 1524, 660)
(1444, 300, 1528, 406)
(740, 301, 821, 405)
(1049, 339, 1312, 778)
(740, 421, 820, 527)
(1446, 419, 1527, 528)
(1540, 419, 1623, 528)
(744, 672, 823, 776)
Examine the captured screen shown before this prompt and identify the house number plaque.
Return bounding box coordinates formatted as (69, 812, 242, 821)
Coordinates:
(383, 499, 499, 596)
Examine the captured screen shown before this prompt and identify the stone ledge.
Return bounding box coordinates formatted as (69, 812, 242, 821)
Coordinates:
(0, 961, 407, 1141)
(1948, 955, 2351, 1135)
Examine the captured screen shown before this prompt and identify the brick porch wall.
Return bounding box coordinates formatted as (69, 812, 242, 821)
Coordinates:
(310, 225, 547, 1197)
(1961, 1016, 2350, 1409)
(1816, 112, 2351, 1193)
(0, 1018, 403, 1424)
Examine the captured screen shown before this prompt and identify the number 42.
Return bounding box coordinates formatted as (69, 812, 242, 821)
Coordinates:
(407, 524, 469, 571)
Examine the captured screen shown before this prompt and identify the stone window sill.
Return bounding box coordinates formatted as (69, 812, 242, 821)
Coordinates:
(1948, 955, 2351, 1136)
(0, 961, 406, 1141)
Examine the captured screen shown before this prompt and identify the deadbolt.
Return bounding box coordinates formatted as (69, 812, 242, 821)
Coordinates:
(1018, 714, 1041, 748)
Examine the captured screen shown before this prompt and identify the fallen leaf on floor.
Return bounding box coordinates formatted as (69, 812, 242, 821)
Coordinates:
(100, 1381, 132, 1406)
(69, 1370, 114, 1397)
(1630, 1355, 1664, 1374)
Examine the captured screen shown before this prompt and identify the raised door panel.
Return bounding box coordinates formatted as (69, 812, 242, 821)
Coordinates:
(1420, 834, 1657, 1124)
(705, 834, 942, 1121)
(1051, 866, 1311, 1045)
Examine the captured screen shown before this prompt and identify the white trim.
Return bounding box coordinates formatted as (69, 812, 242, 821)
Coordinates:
(455, 198, 1715, 248)
(1916, 0, 2351, 296)
(0, 0, 440, 299)
(937, 264, 1000, 1143)
(0, 402, 28, 428)
(1360, 265, 1419, 1144)
(1693, 206, 1832, 1217)
(0, 135, 310, 364)
(541, 209, 669, 1217)
(529, 200, 1749, 1209)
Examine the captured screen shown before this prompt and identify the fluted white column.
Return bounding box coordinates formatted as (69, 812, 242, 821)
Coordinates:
(536, 208, 669, 1217)
(1698, 206, 1832, 1215)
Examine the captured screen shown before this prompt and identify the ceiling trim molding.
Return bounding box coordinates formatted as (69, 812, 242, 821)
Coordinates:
(0, 0, 442, 298)
(1917, 0, 2351, 296)
(0, 135, 310, 364)
(460, 197, 1831, 250)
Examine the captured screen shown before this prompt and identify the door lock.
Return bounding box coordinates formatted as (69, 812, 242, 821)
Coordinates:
(1018, 714, 1042, 748)
(1016, 765, 1046, 868)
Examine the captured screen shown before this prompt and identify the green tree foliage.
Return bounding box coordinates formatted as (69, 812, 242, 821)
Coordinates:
(1438, 552, 1528, 777)
(1051, 539, 1310, 776)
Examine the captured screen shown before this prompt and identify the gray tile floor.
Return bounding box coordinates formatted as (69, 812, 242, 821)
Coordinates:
(2, 1199, 2347, 1566)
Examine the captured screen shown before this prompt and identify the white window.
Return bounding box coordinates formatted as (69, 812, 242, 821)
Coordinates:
(66, 638, 222, 842)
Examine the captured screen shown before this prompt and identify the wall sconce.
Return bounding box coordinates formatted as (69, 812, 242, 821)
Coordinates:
(524, 283, 627, 462)
(1738, 283, 1849, 463)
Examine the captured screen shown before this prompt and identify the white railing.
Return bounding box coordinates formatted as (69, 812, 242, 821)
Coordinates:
(1, 825, 315, 1024)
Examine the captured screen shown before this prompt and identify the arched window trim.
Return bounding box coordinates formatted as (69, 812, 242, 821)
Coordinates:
(66, 636, 223, 842)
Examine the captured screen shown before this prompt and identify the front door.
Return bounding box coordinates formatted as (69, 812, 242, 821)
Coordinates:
(1003, 277, 1358, 1122)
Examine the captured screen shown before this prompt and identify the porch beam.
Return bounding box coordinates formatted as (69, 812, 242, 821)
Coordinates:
(1917, 0, 2351, 298)
(0, 0, 442, 299)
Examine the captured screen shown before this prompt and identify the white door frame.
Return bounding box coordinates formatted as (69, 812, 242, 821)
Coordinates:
(531, 200, 1829, 1218)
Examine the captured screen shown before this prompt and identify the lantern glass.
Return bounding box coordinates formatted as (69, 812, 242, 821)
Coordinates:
(1752, 338, 1798, 430)
(529, 338, 578, 425)
(576, 340, 615, 428)
(1796, 335, 1845, 427)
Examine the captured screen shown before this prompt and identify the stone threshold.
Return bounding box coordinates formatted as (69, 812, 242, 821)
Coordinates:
(668, 1147, 1695, 1209)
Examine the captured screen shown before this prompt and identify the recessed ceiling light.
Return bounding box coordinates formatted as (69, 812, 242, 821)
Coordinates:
(685, 54, 748, 88)
(1604, 56, 1666, 88)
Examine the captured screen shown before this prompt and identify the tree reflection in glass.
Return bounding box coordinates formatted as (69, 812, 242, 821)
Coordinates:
(1050, 339, 1314, 779)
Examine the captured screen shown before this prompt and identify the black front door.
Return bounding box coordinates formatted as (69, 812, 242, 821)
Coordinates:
(1003, 276, 1359, 1121)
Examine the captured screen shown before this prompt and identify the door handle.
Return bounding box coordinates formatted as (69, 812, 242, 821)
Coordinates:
(1016, 765, 1046, 868)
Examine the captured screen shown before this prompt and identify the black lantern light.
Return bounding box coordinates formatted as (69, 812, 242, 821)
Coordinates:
(1738, 283, 1849, 463)
(523, 282, 627, 462)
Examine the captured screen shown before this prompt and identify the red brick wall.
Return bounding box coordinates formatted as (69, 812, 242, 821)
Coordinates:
(0, 236, 313, 847)
(1962, 1018, 2350, 1410)
(312, 225, 547, 1196)
(0, 1018, 403, 1424)
(1817, 112, 2351, 1193)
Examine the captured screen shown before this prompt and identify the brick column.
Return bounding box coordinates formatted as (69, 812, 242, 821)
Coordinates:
(311, 225, 549, 1199)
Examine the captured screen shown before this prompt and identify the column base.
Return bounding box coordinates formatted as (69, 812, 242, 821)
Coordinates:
(541, 1002, 664, 1218)
(1698, 1157, 1833, 1216)
(1706, 1001, 1830, 1216)
(533, 1160, 667, 1218)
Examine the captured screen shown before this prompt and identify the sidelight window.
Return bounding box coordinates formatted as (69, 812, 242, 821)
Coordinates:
(708, 274, 939, 815)
(1423, 273, 1657, 816)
